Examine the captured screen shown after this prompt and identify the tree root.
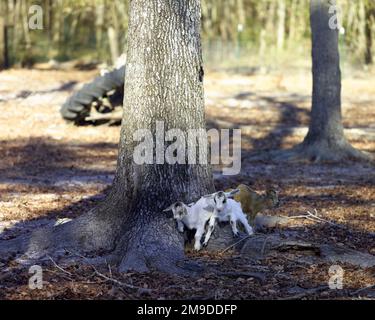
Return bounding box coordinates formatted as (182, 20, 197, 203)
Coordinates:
(0, 204, 124, 269)
(0, 199, 205, 276)
(249, 140, 374, 164)
(114, 217, 195, 275)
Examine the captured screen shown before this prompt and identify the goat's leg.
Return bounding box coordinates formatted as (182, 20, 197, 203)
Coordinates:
(203, 215, 216, 247)
(194, 226, 204, 251)
(239, 214, 254, 235)
(176, 220, 184, 233)
(230, 217, 239, 237)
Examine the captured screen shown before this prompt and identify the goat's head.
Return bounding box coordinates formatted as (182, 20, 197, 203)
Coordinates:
(265, 189, 280, 207)
(163, 201, 188, 220)
(203, 189, 240, 213)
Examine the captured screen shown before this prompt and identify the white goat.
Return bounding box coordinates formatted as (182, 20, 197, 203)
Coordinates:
(203, 190, 254, 242)
(163, 198, 216, 251)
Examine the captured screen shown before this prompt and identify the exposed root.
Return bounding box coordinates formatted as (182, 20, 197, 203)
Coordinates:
(115, 218, 192, 275)
(0, 200, 202, 275)
(249, 140, 374, 164)
(0, 203, 123, 267)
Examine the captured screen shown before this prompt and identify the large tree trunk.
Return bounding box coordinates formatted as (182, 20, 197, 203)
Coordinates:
(111, 0, 215, 272)
(0, 0, 215, 274)
(298, 0, 369, 161)
(301, 0, 346, 158)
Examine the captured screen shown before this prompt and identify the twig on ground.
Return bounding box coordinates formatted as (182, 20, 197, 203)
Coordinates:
(280, 285, 329, 300)
(216, 271, 266, 283)
(47, 255, 73, 276)
(65, 249, 152, 293)
(92, 267, 152, 293)
(283, 209, 346, 229)
(351, 284, 375, 296)
(220, 235, 252, 254)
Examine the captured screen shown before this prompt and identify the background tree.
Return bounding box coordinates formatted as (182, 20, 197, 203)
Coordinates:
(271, 0, 373, 162)
(365, 0, 374, 65)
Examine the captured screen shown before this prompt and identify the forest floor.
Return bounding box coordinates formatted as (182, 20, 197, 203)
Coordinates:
(0, 66, 374, 300)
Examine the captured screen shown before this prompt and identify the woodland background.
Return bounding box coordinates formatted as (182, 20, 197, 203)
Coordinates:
(0, 0, 374, 69)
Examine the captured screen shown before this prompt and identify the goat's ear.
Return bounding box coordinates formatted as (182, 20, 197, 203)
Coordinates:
(163, 203, 175, 212)
(226, 189, 240, 198)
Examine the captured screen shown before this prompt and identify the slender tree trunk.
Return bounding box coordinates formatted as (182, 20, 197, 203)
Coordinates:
(52, 0, 63, 57)
(287, 0, 298, 48)
(12, 0, 22, 61)
(46, 0, 53, 59)
(365, 3, 373, 65)
(107, 1, 120, 65)
(20, 0, 33, 67)
(0, 0, 4, 68)
(0, 15, 5, 69)
(95, 1, 105, 61)
(277, 0, 286, 51)
(265, 0, 276, 50)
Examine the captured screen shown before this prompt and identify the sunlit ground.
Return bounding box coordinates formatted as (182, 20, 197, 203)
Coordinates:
(0, 66, 374, 299)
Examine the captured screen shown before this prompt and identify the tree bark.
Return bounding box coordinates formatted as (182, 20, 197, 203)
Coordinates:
(302, 0, 345, 154)
(0, 0, 215, 274)
(112, 0, 214, 272)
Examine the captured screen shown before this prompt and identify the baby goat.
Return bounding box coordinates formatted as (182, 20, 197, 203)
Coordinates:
(225, 184, 280, 224)
(203, 190, 254, 242)
(163, 199, 216, 251)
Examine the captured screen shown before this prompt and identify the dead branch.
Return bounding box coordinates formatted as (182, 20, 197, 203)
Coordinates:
(280, 285, 329, 300)
(283, 209, 346, 229)
(92, 267, 152, 293)
(351, 284, 375, 296)
(65, 249, 153, 293)
(47, 255, 73, 276)
(220, 235, 252, 254)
